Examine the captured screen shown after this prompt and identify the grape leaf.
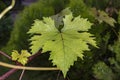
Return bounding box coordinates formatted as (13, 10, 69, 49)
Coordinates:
(28, 13, 97, 77)
(91, 8, 116, 27)
(11, 50, 31, 65)
(98, 10, 116, 27)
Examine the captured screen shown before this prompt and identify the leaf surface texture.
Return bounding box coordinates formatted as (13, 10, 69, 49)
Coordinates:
(28, 13, 97, 77)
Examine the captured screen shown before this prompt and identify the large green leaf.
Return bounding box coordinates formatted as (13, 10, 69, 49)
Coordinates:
(28, 13, 97, 77)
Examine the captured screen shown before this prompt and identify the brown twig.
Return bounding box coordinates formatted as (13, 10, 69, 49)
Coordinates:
(19, 69, 25, 80)
(0, 51, 11, 60)
(0, 69, 18, 80)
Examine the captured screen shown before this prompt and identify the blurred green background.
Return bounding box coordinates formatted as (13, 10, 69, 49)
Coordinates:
(0, 0, 120, 80)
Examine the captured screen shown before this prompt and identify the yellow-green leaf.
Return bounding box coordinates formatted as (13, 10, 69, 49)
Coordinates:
(11, 50, 31, 65)
(28, 12, 97, 77)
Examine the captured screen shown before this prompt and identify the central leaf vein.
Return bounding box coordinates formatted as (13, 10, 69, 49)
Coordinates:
(60, 32, 66, 72)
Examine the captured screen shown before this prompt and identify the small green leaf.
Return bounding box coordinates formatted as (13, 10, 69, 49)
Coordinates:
(11, 50, 31, 65)
(28, 12, 97, 77)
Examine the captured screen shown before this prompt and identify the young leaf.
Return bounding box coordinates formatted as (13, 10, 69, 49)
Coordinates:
(11, 50, 31, 65)
(28, 13, 97, 77)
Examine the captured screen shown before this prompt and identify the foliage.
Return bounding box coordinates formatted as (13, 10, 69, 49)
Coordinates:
(1, 0, 96, 79)
(0, 1, 6, 12)
(93, 62, 113, 80)
(112, 0, 120, 8)
(0, 17, 12, 49)
(93, 31, 120, 80)
(111, 39, 120, 62)
(108, 33, 120, 80)
(1, 0, 120, 79)
(1, 0, 55, 53)
(84, 0, 109, 9)
(11, 50, 31, 65)
(91, 8, 116, 27)
(28, 12, 97, 77)
(1, 0, 94, 53)
(118, 11, 120, 24)
(0, 1, 13, 49)
(68, 0, 94, 22)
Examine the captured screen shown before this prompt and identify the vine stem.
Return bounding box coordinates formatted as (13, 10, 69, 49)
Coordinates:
(0, 61, 59, 70)
(0, 51, 59, 80)
(0, 0, 15, 19)
(0, 51, 59, 71)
